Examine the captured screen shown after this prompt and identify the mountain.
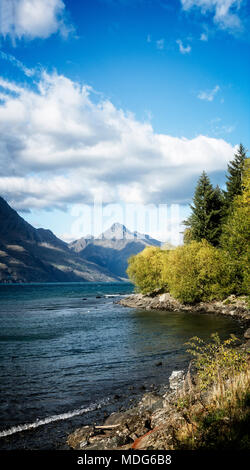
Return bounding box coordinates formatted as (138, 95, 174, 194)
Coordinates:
(69, 223, 162, 279)
(0, 197, 120, 283)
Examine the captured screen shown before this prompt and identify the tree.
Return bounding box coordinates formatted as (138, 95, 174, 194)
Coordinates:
(224, 144, 247, 208)
(220, 158, 250, 294)
(184, 172, 224, 246)
(127, 246, 168, 294)
(162, 240, 236, 303)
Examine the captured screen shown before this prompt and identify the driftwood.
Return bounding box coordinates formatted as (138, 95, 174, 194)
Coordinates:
(94, 424, 120, 430)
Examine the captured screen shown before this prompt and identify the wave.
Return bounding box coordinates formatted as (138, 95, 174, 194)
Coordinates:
(104, 294, 126, 298)
(0, 397, 110, 438)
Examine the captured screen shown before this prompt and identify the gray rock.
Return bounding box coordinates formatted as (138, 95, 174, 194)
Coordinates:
(244, 328, 250, 339)
(138, 392, 164, 412)
(169, 370, 185, 391)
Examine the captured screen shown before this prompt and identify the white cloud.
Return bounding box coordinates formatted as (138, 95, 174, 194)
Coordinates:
(156, 38, 164, 50)
(0, 0, 73, 41)
(176, 39, 191, 54)
(0, 71, 235, 210)
(181, 0, 243, 31)
(198, 84, 220, 101)
(0, 51, 35, 76)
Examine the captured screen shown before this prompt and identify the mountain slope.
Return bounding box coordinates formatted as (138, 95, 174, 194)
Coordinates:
(0, 197, 120, 283)
(69, 223, 162, 278)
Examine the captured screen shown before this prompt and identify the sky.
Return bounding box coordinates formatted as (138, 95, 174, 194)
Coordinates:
(0, 0, 249, 243)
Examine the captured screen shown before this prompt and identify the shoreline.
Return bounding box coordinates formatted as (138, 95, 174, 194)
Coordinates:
(66, 294, 250, 450)
(118, 292, 250, 324)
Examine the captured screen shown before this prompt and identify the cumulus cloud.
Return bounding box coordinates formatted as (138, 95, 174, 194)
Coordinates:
(0, 71, 235, 210)
(0, 0, 73, 41)
(181, 0, 243, 31)
(198, 84, 220, 101)
(176, 39, 191, 54)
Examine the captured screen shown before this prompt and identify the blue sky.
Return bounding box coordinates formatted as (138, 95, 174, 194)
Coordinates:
(0, 0, 249, 242)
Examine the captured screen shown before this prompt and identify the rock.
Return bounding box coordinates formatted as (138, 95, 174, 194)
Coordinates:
(156, 361, 163, 367)
(104, 407, 139, 426)
(169, 370, 185, 391)
(131, 425, 174, 450)
(241, 339, 250, 351)
(244, 328, 250, 339)
(138, 393, 164, 413)
(86, 434, 127, 450)
(67, 425, 95, 449)
(119, 293, 249, 321)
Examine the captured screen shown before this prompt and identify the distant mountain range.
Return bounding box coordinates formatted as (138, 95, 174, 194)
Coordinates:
(0, 197, 162, 283)
(69, 222, 162, 279)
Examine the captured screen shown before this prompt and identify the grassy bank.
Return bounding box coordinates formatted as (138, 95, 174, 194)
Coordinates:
(172, 334, 250, 450)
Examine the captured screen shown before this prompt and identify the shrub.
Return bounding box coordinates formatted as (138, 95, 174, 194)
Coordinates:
(127, 246, 168, 295)
(162, 240, 236, 303)
(173, 334, 250, 450)
(185, 333, 249, 390)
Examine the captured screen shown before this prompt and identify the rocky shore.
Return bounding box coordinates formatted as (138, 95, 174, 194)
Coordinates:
(119, 292, 250, 323)
(66, 323, 250, 451)
(66, 293, 250, 451)
(66, 369, 192, 450)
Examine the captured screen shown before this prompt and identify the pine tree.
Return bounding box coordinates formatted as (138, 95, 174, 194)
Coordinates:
(220, 158, 250, 294)
(224, 143, 247, 207)
(184, 172, 224, 246)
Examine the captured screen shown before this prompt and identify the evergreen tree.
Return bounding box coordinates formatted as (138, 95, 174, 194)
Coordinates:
(220, 158, 250, 294)
(224, 143, 247, 207)
(184, 172, 224, 246)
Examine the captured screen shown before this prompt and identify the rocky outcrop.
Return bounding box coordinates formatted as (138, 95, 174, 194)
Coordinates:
(66, 371, 187, 451)
(118, 293, 250, 323)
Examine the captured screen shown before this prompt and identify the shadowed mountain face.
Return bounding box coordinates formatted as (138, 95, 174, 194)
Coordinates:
(0, 197, 120, 283)
(69, 223, 162, 278)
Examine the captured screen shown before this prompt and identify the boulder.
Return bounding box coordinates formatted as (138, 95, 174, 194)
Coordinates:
(244, 328, 250, 339)
(169, 370, 185, 391)
(138, 392, 164, 413)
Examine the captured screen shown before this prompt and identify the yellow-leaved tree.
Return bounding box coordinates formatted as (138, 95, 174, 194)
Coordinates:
(127, 246, 168, 295)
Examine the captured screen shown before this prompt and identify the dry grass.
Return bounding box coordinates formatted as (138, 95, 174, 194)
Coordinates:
(173, 368, 250, 450)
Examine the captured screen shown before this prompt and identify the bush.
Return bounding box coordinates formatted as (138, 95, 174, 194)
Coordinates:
(185, 333, 249, 390)
(162, 240, 236, 303)
(127, 246, 168, 295)
(174, 334, 250, 450)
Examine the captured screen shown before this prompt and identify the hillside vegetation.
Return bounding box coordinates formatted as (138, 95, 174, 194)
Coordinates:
(127, 145, 250, 304)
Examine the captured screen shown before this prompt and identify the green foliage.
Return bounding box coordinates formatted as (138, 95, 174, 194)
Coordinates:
(183, 227, 193, 245)
(185, 333, 248, 390)
(174, 334, 250, 450)
(127, 145, 249, 305)
(220, 158, 250, 294)
(224, 143, 247, 208)
(184, 172, 224, 246)
(126, 246, 168, 295)
(162, 240, 236, 303)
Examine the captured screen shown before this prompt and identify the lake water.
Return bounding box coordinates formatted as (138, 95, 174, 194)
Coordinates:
(0, 282, 243, 449)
